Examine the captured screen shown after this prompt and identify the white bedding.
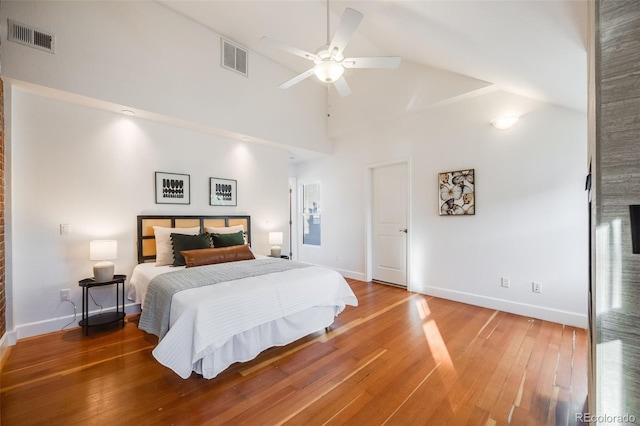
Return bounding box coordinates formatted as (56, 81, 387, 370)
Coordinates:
(129, 263, 178, 309)
(128, 255, 269, 308)
(129, 259, 357, 379)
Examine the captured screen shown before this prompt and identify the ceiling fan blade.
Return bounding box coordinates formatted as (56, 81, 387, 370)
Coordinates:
(333, 76, 352, 97)
(343, 57, 402, 69)
(279, 68, 316, 89)
(328, 8, 363, 58)
(260, 36, 319, 62)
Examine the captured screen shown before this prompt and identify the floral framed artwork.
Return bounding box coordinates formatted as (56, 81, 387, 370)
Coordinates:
(155, 172, 190, 205)
(438, 169, 475, 215)
(210, 177, 237, 206)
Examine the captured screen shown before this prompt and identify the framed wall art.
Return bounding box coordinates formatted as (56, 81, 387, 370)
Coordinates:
(210, 177, 237, 206)
(155, 172, 190, 205)
(438, 169, 475, 215)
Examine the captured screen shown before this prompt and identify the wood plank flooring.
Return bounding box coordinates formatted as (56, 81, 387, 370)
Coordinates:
(0, 280, 588, 425)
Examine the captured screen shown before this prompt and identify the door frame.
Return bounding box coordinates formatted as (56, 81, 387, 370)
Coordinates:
(288, 177, 297, 261)
(365, 159, 412, 291)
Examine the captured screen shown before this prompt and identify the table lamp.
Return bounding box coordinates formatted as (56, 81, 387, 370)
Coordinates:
(90, 240, 117, 282)
(268, 232, 283, 258)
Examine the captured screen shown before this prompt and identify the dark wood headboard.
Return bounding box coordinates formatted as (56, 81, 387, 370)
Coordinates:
(137, 215, 251, 263)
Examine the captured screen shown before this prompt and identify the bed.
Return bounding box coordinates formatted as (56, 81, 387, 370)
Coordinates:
(129, 215, 358, 379)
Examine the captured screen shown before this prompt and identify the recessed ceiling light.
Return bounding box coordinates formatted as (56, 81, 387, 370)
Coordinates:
(491, 116, 519, 130)
(121, 109, 135, 116)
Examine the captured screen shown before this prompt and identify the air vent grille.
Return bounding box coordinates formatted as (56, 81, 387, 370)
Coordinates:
(221, 38, 248, 77)
(7, 19, 55, 53)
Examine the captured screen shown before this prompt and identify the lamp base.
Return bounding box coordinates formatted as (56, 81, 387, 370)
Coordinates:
(270, 246, 282, 258)
(94, 261, 115, 282)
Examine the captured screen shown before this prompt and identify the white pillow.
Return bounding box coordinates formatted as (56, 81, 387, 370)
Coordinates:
(153, 226, 201, 266)
(205, 224, 244, 234)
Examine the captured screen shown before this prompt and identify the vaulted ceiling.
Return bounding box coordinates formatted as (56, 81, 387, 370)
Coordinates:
(159, 0, 589, 113)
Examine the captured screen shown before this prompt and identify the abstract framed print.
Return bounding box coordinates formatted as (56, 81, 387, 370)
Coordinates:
(438, 169, 475, 215)
(210, 177, 237, 206)
(155, 172, 190, 205)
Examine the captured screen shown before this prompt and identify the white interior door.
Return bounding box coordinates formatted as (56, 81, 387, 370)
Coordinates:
(372, 163, 408, 287)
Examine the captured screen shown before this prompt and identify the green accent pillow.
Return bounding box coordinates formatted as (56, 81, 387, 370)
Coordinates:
(170, 233, 211, 266)
(211, 231, 245, 248)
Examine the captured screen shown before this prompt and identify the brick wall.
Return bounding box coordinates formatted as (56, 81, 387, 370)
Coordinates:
(0, 78, 5, 337)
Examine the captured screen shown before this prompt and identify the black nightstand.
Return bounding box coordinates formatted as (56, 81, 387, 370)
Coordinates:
(268, 255, 289, 260)
(78, 274, 126, 336)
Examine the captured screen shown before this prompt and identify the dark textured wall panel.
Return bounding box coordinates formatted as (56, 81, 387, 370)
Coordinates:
(595, 0, 640, 417)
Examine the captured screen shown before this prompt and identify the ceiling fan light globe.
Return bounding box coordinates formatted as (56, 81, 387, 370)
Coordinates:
(314, 61, 344, 83)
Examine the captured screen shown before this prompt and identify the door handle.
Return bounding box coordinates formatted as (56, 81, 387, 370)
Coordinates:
(399, 228, 408, 233)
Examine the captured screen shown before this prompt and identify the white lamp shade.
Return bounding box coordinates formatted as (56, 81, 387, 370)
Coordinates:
(90, 240, 117, 282)
(268, 232, 283, 245)
(269, 232, 283, 258)
(90, 240, 117, 261)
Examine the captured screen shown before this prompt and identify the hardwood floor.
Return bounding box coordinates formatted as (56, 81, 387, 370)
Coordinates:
(0, 280, 587, 425)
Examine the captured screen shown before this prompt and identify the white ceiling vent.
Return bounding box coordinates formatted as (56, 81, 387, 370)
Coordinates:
(221, 38, 248, 77)
(7, 19, 55, 54)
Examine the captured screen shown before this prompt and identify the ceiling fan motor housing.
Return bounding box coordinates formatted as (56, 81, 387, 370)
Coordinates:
(314, 45, 345, 82)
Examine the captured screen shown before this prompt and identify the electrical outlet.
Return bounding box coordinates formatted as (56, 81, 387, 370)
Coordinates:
(501, 277, 510, 288)
(60, 289, 70, 301)
(532, 282, 542, 293)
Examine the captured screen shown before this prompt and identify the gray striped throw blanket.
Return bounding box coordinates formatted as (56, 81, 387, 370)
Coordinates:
(139, 257, 310, 340)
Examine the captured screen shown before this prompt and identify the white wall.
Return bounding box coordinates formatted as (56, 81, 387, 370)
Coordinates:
(0, 0, 330, 154)
(0, 0, 589, 340)
(0, 0, 322, 341)
(327, 61, 493, 138)
(295, 89, 589, 327)
(8, 88, 290, 338)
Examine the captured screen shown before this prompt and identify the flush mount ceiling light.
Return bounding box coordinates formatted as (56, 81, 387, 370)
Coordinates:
(121, 109, 135, 116)
(491, 116, 519, 130)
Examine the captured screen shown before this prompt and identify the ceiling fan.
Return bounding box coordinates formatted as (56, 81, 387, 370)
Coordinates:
(260, 3, 401, 96)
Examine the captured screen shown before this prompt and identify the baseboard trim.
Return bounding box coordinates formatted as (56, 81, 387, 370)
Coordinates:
(0, 333, 12, 372)
(306, 266, 587, 328)
(13, 303, 142, 340)
(417, 285, 588, 328)
(333, 268, 365, 282)
(291, 262, 366, 282)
